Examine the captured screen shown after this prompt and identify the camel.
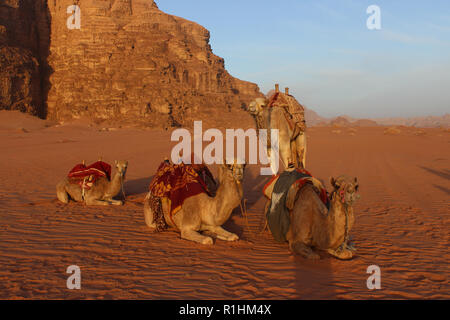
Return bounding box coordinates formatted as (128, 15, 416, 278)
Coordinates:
(247, 89, 306, 170)
(144, 161, 245, 245)
(274, 175, 360, 260)
(56, 160, 128, 206)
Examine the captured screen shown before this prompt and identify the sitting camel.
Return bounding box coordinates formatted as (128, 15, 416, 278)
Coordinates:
(144, 161, 244, 245)
(56, 160, 128, 206)
(270, 175, 359, 259)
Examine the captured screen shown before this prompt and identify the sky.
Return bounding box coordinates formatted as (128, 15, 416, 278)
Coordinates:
(158, 0, 450, 118)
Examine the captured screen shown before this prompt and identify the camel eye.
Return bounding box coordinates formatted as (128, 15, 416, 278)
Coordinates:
(355, 185, 359, 192)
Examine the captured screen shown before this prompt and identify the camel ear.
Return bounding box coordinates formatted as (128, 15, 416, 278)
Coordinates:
(115, 160, 118, 166)
(330, 177, 337, 189)
(330, 176, 343, 189)
(354, 177, 359, 190)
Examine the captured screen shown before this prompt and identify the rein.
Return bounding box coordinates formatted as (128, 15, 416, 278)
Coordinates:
(228, 165, 253, 237)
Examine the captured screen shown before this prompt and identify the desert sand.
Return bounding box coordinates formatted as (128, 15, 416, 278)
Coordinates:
(0, 112, 448, 299)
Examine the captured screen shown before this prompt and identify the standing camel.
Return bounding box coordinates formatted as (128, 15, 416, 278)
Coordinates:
(144, 161, 244, 245)
(247, 86, 307, 170)
(56, 160, 128, 206)
(282, 175, 360, 260)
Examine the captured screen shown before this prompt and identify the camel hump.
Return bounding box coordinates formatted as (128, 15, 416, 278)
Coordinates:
(267, 88, 306, 131)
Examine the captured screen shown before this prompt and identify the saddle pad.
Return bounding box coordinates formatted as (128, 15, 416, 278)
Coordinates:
(149, 161, 211, 218)
(263, 169, 329, 243)
(68, 161, 112, 189)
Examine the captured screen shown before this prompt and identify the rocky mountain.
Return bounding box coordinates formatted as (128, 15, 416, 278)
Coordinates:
(326, 116, 378, 127)
(0, 0, 262, 128)
(374, 114, 450, 128)
(304, 107, 327, 126)
(0, 0, 51, 118)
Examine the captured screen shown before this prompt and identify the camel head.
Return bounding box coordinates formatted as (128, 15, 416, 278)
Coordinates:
(330, 176, 360, 205)
(114, 160, 128, 178)
(220, 158, 246, 184)
(247, 98, 268, 116)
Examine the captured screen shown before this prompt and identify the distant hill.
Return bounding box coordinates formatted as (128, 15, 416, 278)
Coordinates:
(374, 114, 450, 128)
(305, 107, 327, 126)
(306, 111, 449, 128)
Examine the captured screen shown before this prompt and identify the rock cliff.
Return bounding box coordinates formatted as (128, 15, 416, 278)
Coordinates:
(0, 0, 51, 118)
(1, 0, 261, 128)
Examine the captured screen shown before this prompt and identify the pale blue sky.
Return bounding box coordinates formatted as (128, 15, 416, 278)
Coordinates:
(158, 0, 450, 118)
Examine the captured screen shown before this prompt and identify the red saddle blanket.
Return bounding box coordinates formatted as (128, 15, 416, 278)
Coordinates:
(149, 161, 211, 217)
(67, 161, 112, 189)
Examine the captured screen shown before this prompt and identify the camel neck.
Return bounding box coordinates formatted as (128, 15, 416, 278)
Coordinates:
(327, 193, 347, 228)
(107, 172, 123, 196)
(214, 176, 242, 225)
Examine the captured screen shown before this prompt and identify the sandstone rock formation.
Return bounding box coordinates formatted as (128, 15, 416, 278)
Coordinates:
(1, 0, 262, 128)
(0, 0, 51, 118)
(304, 107, 327, 127)
(329, 116, 353, 127)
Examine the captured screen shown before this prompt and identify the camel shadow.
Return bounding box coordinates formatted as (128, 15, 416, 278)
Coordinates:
(243, 165, 273, 211)
(222, 209, 245, 240)
(419, 166, 450, 195)
(433, 184, 450, 195)
(124, 175, 153, 196)
(419, 166, 450, 181)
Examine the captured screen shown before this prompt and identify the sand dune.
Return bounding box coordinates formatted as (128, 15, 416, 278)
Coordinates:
(0, 114, 448, 299)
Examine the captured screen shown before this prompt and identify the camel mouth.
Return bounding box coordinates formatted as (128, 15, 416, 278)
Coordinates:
(118, 170, 127, 178)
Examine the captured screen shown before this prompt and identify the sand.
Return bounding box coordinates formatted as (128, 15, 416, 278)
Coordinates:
(0, 113, 448, 299)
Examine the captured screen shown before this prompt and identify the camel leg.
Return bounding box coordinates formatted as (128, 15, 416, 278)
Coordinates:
(290, 140, 297, 168)
(204, 225, 239, 241)
(344, 236, 357, 252)
(327, 248, 353, 260)
(180, 229, 213, 245)
(290, 241, 320, 260)
(279, 137, 293, 169)
(344, 242, 356, 252)
(85, 198, 110, 206)
(105, 199, 123, 206)
(295, 134, 306, 169)
(56, 181, 69, 204)
(273, 128, 293, 169)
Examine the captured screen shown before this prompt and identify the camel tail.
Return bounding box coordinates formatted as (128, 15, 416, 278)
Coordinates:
(56, 180, 69, 204)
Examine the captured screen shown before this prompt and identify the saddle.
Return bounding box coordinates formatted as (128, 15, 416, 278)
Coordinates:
(267, 90, 306, 140)
(263, 168, 329, 242)
(148, 160, 215, 231)
(68, 161, 111, 190)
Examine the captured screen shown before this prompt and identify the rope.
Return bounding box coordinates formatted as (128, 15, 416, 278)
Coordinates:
(81, 176, 88, 204)
(238, 197, 253, 238)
